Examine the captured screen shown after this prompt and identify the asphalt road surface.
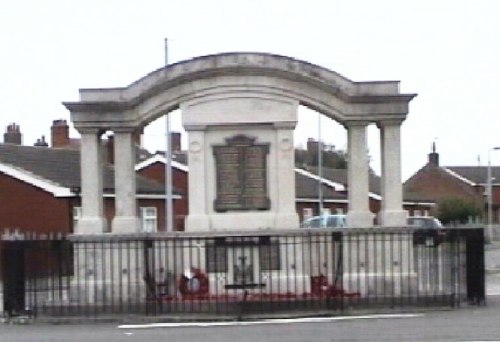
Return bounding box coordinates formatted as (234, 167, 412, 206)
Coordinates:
(1, 299, 500, 342)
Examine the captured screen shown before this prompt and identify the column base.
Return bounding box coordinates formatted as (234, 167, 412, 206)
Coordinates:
(70, 240, 145, 304)
(112, 216, 141, 234)
(75, 217, 108, 234)
(378, 210, 407, 227)
(346, 211, 375, 228)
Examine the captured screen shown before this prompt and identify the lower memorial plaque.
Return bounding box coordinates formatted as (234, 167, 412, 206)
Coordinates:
(213, 135, 270, 212)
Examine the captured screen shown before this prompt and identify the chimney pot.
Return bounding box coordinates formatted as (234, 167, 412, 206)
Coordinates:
(34, 135, 48, 147)
(4, 123, 22, 144)
(428, 142, 439, 166)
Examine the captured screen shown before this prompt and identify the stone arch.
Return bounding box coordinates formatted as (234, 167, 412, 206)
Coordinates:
(64, 53, 416, 233)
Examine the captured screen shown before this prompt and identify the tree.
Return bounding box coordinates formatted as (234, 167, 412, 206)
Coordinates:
(437, 197, 482, 225)
(294, 143, 347, 169)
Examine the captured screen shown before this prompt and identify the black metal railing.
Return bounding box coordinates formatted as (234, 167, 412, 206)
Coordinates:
(0, 227, 485, 319)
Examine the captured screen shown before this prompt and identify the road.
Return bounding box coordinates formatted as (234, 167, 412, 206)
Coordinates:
(2, 297, 500, 342)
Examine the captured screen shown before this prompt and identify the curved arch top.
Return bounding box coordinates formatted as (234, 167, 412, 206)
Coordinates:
(64, 52, 416, 131)
(67, 52, 416, 233)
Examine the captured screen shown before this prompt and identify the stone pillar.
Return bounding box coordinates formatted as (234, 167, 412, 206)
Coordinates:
(346, 122, 374, 227)
(111, 130, 141, 233)
(185, 128, 210, 231)
(76, 130, 107, 234)
(274, 124, 300, 228)
(378, 120, 407, 226)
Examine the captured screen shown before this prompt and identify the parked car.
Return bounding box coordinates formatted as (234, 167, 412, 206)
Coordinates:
(301, 214, 347, 228)
(407, 216, 443, 229)
(408, 216, 446, 245)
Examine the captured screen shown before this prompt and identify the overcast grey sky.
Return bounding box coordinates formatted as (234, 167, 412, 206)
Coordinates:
(1, 0, 499, 179)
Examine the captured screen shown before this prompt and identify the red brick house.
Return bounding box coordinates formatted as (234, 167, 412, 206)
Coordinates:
(134, 155, 434, 225)
(404, 148, 488, 221)
(1, 119, 434, 233)
(136, 155, 189, 231)
(295, 167, 435, 223)
(0, 142, 182, 235)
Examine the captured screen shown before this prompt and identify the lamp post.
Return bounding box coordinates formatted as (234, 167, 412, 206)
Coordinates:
(487, 147, 500, 241)
(318, 113, 324, 216)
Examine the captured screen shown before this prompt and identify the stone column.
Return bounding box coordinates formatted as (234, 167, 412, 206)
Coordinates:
(274, 124, 300, 229)
(76, 130, 107, 234)
(111, 129, 141, 233)
(346, 122, 374, 227)
(184, 127, 210, 231)
(378, 120, 407, 226)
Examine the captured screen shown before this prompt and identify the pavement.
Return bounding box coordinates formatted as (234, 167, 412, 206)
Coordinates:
(486, 241, 500, 273)
(486, 242, 500, 299)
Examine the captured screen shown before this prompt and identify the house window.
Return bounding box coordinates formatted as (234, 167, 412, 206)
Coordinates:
(140, 207, 158, 233)
(336, 207, 344, 214)
(303, 208, 313, 220)
(73, 207, 82, 226)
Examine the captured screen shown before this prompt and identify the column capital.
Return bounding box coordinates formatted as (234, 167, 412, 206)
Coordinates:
(183, 124, 208, 132)
(111, 126, 139, 134)
(273, 121, 297, 130)
(376, 118, 404, 129)
(343, 120, 370, 129)
(77, 127, 106, 136)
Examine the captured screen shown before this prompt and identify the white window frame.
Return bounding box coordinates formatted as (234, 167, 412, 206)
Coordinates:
(140, 207, 158, 233)
(73, 206, 82, 226)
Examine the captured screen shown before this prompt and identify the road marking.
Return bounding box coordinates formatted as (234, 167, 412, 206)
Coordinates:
(118, 313, 424, 329)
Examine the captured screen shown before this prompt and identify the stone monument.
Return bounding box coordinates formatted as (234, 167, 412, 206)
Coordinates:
(181, 92, 299, 231)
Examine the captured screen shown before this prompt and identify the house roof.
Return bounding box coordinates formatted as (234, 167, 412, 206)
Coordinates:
(0, 143, 175, 197)
(444, 166, 500, 186)
(294, 168, 347, 201)
(135, 154, 189, 173)
(303, 166, 434, 203)
(132, 154, 434, 205)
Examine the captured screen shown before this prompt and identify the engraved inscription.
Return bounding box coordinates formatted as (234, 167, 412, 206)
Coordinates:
(213, 135, 270, 212)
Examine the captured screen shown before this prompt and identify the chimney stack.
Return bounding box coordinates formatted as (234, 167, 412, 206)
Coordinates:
(51, 119, 70, 148)
(4, 123, 22, 145)
(34, 135, 49, 147)
(428, 142, 439, 166)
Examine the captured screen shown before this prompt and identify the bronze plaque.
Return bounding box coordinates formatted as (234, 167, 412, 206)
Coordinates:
(213, 135, 270, 212)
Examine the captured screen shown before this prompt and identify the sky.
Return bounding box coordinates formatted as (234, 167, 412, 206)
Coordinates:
(1, 0, 499, 180)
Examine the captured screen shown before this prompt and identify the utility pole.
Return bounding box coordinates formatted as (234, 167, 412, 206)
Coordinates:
(318, 113, 324, 215)
(165, 38, 174, 232)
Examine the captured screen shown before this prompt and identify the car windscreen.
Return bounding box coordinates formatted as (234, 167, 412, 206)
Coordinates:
(304, 217, 321, 228)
